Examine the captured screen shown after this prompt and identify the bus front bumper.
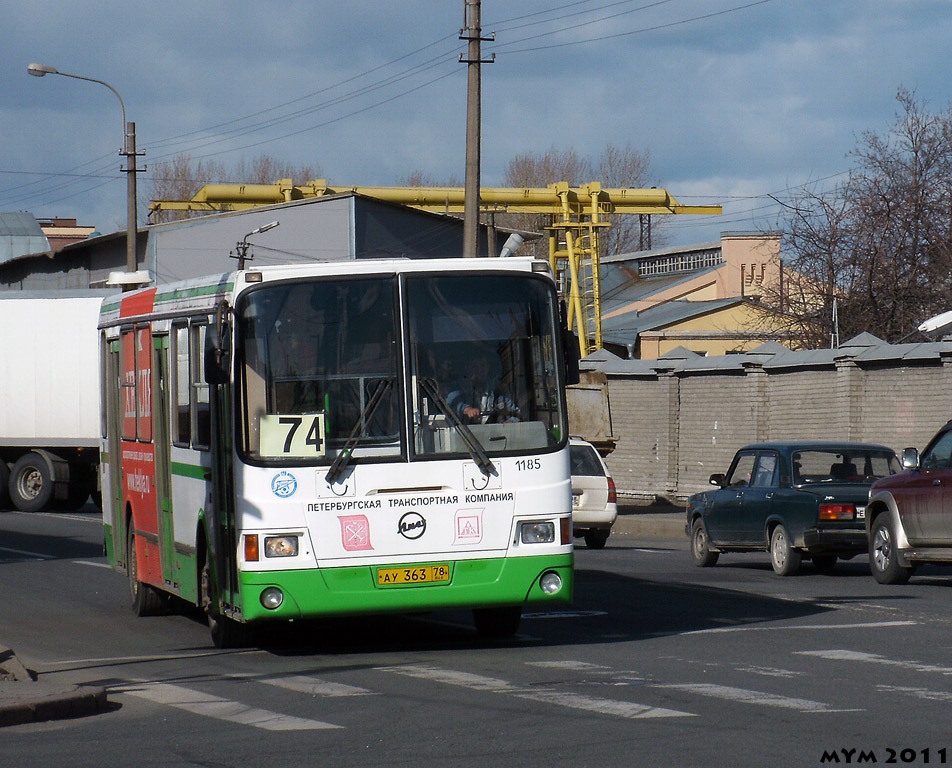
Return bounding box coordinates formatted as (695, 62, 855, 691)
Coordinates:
(237, 554, 574, 623)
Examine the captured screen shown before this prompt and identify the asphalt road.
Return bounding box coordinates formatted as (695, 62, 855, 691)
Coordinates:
(3, 506, 952, 768)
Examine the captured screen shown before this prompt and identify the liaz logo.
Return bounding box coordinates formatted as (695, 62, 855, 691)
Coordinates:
(397, 512, 426, 540)
(271, 471, 298, 498)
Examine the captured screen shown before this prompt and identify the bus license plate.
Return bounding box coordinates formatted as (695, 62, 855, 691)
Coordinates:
(377, 564, 450, 586)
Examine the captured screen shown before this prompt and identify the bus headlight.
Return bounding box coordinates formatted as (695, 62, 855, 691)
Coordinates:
(260, 587, 284, 610)
(520, 521, 555, 544)
(264, 535, 299, 558)
(540, 571, 563, 595)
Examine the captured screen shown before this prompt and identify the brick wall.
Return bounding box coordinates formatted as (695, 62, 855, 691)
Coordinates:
(584, 340, 952, 502)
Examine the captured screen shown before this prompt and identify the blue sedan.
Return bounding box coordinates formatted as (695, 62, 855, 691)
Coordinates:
(687, 441, 900, 576)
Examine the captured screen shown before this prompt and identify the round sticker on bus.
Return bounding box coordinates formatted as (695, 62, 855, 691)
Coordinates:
(271, 470, 298, 498)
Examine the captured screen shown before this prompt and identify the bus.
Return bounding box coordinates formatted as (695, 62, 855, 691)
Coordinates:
(99, 257, 577, 647)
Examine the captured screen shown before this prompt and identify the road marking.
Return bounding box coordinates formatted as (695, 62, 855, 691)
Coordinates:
(514, 689, 693, 719)
(48, 650, 240, 667)
(230, 673, 376, 697)
(678, 620, 916, 636)
(74, 560, 111, 569)
(799, 649, 952, 675)
(9, 510, 102, 523)
(736, 665, 801, 679)
(0, 545, 52, 560)
(526, 661, 611, 671)
(377, 664, 693, 719)
(877, 684, 952, 702)
(114, 681, 340, 730)
(655, 683, 854, 712)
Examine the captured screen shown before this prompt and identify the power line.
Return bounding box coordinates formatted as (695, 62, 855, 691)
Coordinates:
(9, 0, 784, 216)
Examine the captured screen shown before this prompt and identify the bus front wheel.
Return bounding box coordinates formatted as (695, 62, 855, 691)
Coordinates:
(200, 553, 250, 649)
(473, 606, 522, 638)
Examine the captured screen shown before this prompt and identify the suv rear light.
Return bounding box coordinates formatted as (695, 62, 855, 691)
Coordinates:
(819, 503, 855, 521)
(607, 477, 617, 504)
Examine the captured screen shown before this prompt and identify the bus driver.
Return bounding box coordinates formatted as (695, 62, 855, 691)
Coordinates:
(446, 355, 520, 424)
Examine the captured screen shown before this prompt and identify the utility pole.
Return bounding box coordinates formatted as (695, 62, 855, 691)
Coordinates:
(460, 0, 493, 258)
(122, 121, 141, 276)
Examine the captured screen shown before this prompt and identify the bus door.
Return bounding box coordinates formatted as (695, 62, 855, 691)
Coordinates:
(103, 337, 125, 563)
(152, 334, 177, 587)
(204, 312, 239, 612)
(121, 323, 162, 586)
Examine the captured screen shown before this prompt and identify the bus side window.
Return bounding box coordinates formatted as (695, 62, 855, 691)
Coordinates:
(172, 323, 191, 447)
(191, 324, 211, 450)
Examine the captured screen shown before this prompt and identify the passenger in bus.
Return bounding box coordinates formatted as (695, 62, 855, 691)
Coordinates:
(446, 355, 519, 424)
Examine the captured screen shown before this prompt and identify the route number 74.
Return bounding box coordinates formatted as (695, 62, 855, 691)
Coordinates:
(259, 413, 326, 458)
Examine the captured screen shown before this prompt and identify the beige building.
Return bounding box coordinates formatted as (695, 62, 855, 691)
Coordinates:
(599, 232, 796, 359)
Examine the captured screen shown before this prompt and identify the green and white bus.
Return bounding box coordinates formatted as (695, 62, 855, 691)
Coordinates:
(99, 257, 576, 647)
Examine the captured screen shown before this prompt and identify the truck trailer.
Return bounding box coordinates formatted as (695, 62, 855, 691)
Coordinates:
(0, 291, 107, 512)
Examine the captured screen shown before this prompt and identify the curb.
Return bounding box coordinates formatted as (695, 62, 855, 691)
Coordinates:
(0, 647, 108, 728)
(612, 513, 685, 540)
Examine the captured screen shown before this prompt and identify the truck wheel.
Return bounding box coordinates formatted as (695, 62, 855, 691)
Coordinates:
(584, 530, 610, 549)
(869, 515, 912, 585)
(9, 452, 54, 512)
(770, 524, 801, 576)
(0, 461, 9, 510)
(59, 463, 95, 510)
(691, 518, 719, 567)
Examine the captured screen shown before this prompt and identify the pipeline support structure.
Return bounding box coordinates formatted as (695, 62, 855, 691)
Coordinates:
(151, 179, 721, 356)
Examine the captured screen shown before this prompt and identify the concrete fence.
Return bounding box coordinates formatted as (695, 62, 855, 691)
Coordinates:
(576, 334, 952, 503)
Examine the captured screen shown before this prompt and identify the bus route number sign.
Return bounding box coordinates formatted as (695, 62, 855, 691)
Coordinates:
(259, 413, 326, 458)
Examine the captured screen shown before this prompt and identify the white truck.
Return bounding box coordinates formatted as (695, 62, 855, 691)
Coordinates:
(0, 291, 107, 512)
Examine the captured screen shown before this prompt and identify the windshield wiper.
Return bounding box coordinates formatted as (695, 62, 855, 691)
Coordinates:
(418, 377, 496, 478)
(325, 378, 393, 485)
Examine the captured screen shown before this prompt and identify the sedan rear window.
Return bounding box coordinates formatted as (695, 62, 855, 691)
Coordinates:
(792, 449, 900, 485)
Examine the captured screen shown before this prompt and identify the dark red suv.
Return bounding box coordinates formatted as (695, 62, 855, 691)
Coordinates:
(866, 420, 952, 583)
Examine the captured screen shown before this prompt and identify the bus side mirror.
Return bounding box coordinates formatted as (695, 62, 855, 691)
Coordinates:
(563, 328, 580, 385)
(560, 300, 580, 385)
(204, 303, 232, 385)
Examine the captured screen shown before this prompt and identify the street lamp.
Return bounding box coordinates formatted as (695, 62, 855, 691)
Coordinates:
(231, 221, 280, 270)
(27, 62, 142, 282)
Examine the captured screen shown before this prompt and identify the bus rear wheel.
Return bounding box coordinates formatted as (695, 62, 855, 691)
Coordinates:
(128, 527, 166, 616)
(473, 606, 522, 638)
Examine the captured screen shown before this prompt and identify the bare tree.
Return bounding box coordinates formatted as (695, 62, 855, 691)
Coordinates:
(149, 153, 322, 223)
(767, 89, 952, 344)
(498, 144, 657, 259)
(399, 170, 462, 187)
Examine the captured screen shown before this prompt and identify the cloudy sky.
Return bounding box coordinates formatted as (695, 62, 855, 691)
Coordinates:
(4, 0, 951, 248)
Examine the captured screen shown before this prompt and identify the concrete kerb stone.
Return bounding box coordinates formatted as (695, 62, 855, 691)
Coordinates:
(0, 646, 108, 727)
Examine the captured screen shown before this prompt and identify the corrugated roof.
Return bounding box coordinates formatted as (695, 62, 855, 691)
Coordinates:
(601, 298, 744, 346)
(600, 261, 722, 316)
(0, 212, 51, 265)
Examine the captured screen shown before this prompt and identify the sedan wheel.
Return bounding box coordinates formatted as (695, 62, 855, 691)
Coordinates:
(869, 516, 912, 585)
(769, 524, 801, 576)
(691, 519, 719, 567)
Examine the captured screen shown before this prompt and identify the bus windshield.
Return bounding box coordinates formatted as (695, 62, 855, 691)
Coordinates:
(235, 271, 566, 466)
(407, 273, 564, 458)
